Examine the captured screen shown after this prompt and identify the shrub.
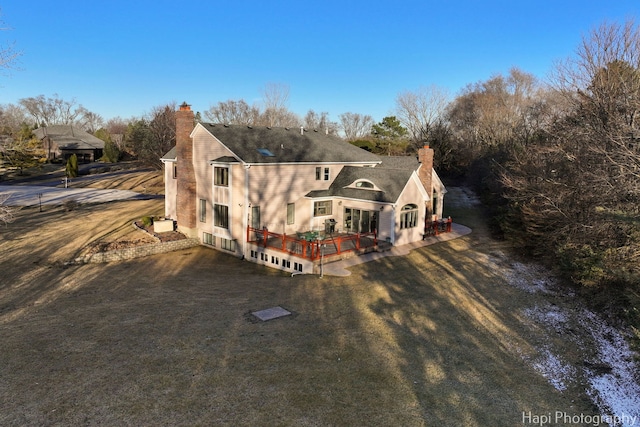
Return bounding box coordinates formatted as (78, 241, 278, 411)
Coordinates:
(63, 199, 79, 211)
(65, 154, 78, 178)
(141, 216, 153, 227)
(102, 140, 121, 163)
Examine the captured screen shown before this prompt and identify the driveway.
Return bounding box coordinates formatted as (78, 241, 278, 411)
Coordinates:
(0, 184, 158, 206)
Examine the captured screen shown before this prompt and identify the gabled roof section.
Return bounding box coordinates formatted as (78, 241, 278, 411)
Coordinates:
(199, 123, 381, 164)
(211, 156, 240, 163)
(161, 146, 177, 162)
(33, 125, 105, 150)
(306, 166, 415, 203)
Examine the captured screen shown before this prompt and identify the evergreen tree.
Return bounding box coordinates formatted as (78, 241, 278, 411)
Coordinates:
(65, 154, 78, 178)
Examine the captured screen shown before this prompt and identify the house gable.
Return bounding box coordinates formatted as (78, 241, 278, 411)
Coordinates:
(305, 165, 415, 204)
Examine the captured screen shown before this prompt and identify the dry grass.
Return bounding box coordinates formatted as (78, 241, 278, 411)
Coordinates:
(0, 176, 605, 426)
(67, 169, 165, 195)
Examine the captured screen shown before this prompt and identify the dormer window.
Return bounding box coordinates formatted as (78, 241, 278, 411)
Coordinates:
(355, 180, 374, 189)
(347, 179, 379, 190)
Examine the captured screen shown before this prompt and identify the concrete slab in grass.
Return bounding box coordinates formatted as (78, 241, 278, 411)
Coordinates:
(252, 306, 291, 321)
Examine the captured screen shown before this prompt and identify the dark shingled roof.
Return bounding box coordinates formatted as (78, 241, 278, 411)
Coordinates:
(378, 155, 420, 170)
(200, 123, 381, 164)
(33, 125, 105, 150)
(161, 146, 177, 161)
(306, 166, 416, 203)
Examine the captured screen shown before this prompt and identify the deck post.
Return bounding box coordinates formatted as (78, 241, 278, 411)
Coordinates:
(263, 227, 268, 247)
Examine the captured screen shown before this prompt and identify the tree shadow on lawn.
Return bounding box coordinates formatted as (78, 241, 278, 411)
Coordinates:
(1, 244, 433, 426)
(353, 235, 598, 426)
(0, 200, 163, 322)
(0, 213, 599, 426)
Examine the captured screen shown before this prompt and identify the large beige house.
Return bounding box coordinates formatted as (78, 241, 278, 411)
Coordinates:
(162, 103, 446, 273)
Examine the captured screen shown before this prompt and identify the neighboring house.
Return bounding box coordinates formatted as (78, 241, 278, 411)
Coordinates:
(162, 103, 446, 273)
(34, 125, 104, 162)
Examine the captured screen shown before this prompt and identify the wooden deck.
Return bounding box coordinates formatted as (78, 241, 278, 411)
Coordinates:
(247, 227, 378, 261)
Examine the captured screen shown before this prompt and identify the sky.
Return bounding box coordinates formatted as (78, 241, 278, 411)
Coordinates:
(1, 1, 638, 124)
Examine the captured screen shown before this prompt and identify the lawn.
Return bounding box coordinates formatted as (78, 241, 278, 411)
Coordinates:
(0, 175, 630, 426)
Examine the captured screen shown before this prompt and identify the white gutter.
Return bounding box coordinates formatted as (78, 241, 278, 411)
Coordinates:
(243, 163, 251, 257)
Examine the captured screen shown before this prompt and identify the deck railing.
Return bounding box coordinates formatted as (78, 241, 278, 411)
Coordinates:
(246, 226, 377, 261)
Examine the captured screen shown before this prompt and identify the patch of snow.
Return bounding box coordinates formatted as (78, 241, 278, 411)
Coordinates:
(580, 309, 640, 426)
(513, 262, 640, 426)
(530, 346, 576, 391)
(523, 305, 568, 334)
(504, 261, 556, 294)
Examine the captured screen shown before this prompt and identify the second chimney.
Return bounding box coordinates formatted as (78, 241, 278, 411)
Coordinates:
(175, 102, 197, 236)
(418, 145, 434, 216)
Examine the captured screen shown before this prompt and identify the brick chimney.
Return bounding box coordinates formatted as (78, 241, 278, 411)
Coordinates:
(175, 102, 197, 236)
(418, 145, 434, 216)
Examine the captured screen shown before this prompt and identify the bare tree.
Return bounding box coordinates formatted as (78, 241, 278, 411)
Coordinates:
(258, 83, 300, 127)
(105, 117, 130, 150)
(77, 108, 104, 134)
(446, 68, 544, 170)
(395, 85, 450, 146)
(501, 19, 640, 287)
(0, 103, 29, 133)
(205, 99, 260, 125)
(261, 82, 290, 112)
(0, 9, 21, 73)
(338, 112, 374, 140)
(0, 193, 18, 225)
(303, 110, 338, 135)
(19, 94, 84, 126)
(553, 19, 640, 99)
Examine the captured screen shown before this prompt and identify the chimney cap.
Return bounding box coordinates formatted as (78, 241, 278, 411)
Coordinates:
(179, 102, 191, 111)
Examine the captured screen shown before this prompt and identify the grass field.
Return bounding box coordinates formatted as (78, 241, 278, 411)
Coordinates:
(0, 170, 635, 426)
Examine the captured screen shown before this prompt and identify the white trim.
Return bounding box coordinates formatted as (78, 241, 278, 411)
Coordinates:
(344, 179, 383, 191)
(389, 205, 396, 244)
(242, 164, 250, 256)
(409, 171, 430, 200)
(306, 195, 392, 209)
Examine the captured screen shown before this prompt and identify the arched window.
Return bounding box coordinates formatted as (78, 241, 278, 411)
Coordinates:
(400, 204, 418, 229)
(355, 180, 374, 189)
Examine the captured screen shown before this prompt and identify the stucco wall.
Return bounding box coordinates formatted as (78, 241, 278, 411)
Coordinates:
(393, 175, 430, 246)
(163, 161, 177, 219)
